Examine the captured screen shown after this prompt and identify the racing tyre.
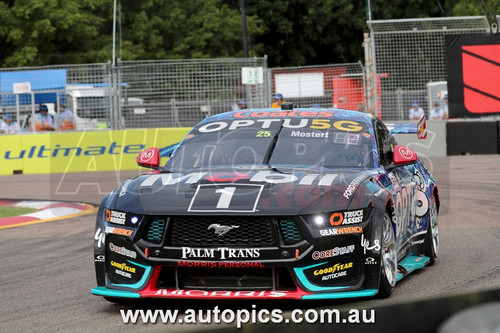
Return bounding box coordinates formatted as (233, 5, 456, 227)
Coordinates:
(424, 195, 439, 265)
(378, 211, 397, 298)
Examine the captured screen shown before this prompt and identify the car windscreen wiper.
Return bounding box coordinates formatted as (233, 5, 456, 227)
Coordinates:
(262, 119, 284, 165)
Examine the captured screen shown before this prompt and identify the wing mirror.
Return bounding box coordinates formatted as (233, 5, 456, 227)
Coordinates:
(392, 145, 418, 165)
(137, 147, 160, 169)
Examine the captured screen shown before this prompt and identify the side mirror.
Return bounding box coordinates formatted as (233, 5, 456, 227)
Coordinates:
(393, 145, 418, 165)
(137, 147, 160, 169)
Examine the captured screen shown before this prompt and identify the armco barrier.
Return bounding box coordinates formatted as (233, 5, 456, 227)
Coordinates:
(446, 121, 498, 155)
(0, 128, 191, 175)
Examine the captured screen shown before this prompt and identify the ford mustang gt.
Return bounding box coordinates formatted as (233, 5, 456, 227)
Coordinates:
(92, 106, 439, 301)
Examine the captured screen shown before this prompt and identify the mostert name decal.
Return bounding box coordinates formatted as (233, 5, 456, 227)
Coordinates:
(181, 247, 260, 260)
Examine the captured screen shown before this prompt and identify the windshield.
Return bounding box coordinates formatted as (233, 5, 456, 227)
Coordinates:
(167, 118, 373, 172)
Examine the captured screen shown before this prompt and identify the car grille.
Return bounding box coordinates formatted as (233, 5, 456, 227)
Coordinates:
(167, 216, 279, 247)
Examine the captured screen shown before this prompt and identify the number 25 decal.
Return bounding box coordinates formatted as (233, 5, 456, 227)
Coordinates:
(256, 131, 271, 137)
(188, 184, 264, 212)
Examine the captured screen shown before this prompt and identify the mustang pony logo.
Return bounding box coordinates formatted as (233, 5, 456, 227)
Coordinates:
(208, 224, 240, 236)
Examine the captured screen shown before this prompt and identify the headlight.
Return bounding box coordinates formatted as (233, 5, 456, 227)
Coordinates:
(105, 209, 144, 228)
(306, 207, 371, 229)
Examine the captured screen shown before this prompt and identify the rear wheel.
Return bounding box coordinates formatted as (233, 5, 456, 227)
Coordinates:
(424, 195, 439, 265)
(378, 211, 397, 298)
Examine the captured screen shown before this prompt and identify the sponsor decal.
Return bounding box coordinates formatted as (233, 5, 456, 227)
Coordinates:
(321, 270, 347, 281)
(106, 209, 127, 225)
(115, 269, 131, 279)
(140, 171, 340, 187)
(207, 223, 240, 236)
(233, 110, 335, 119)
(94, 254, 105, 263)
(119, 179, 131, 197)
(196, 119, 364, 133)
(109, 242, 137, 259)
(181, 247, 260, 260)
(3, 141, 146, 160)
(154, 289, 289, 298)
(313, 262, 353, 276)
(94, 228, 105, 248)
(139, 149, 155, 162)
(361, 234, 381, 254)
(105, 226, 133, 236)
(177, 261, 264, 268)
(329, 212, 344, 226)
(110, 260, 137, 273)
(398, 146, 415, 160)
(343, 174, 365, 199)
(290, 131, 329, 138)
(365, 257, 377, 265)
(312, 245, 355, 260)
(319, 226, 363, 236)
(329, 209, 364, 226)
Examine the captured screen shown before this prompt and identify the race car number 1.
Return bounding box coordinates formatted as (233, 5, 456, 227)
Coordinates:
(188, 184, 264, 212)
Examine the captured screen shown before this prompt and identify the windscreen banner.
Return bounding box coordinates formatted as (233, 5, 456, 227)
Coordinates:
(445, 34, 500, 118)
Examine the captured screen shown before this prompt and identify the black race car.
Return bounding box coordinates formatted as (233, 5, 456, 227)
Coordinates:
(93, 107, 439, 301)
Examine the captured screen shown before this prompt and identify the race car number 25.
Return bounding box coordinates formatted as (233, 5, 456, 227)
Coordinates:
(188, 184, 264, 212)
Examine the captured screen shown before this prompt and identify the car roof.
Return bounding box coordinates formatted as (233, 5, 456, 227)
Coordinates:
(198, 108, 375, 127)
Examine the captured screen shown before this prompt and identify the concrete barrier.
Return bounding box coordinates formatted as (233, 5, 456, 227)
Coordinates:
(0, 128, 191, 175)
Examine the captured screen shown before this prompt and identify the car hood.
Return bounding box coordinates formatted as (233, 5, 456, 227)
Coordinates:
(111, 167, 379, 216)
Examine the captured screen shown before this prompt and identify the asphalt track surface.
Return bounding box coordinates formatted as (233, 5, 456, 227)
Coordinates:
(1, 156, 500, 332)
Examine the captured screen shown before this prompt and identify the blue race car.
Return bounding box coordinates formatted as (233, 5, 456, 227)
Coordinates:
(93, 105, 439, 301)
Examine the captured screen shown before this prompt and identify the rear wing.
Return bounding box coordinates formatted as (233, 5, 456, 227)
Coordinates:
(386, 115, 427, 139)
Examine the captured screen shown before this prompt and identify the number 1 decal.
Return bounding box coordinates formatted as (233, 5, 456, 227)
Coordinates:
(215, 187, 236, 208)
(188, 184, 264, 212)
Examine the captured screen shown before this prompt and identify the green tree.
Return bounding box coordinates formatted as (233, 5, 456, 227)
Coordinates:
(452, 0, 500, 24)
(0, 0, 111, 67)
(118, 0, 263, 60)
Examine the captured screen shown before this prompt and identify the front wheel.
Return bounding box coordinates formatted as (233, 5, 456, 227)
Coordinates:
(424, 195, 439, 265)
(378, 211, 397, 298)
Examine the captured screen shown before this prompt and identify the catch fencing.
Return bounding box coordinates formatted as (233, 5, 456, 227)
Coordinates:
(0, 16, 494, 131)
(367, 16, 490, 120)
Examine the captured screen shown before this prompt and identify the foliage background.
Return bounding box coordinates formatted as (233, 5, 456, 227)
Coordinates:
(0, 0, 497, 68)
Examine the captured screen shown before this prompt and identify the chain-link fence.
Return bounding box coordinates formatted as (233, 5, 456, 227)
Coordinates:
(367, 17, 490, 120)
(0, 63, 114, 131)
(0, 58, 367, 131)
(269, 63, 365, 111)
(3, 17, 491, 130)
(119, 57, 268, 128)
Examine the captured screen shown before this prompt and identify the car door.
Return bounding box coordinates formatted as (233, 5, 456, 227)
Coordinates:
(374, 119, 417, 260)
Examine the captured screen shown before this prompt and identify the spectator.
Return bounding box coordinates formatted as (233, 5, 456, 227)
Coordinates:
(408, 100, 425, 120)
(442, 94, 449, 119)
(429, 101, 445, 120)
(32, 104, 55, 131)
(58, 103, 76, 130)
(0, 113, 21, 134)
(271, 93, 285, 108)
(357, 103, 366, 113)
(237, 99, 247, 110)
